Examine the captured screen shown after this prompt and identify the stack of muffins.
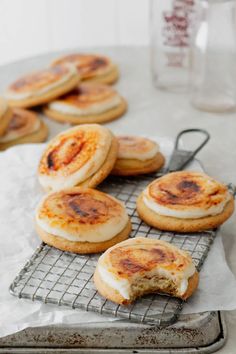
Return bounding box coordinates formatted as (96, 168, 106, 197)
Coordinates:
(0, 98, 48, 151)
(1, 52, 235, 307)
(0, 53, 127, 151)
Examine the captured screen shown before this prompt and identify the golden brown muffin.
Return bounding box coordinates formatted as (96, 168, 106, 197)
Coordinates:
(111, 136, 165, 176)
(0, 108, 48, 151)
(137, 171, 234, 233)
(38, 124, 118, 191)
(43, 82, 127, 124)
(36, 187, 131, 254)
(51, 53, 119, 84)
(94, 237, 199, 304)
(5, 65, 80, 108)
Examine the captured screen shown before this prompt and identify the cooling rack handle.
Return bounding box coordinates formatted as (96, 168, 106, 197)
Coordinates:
(228, 183, 236, 198)
(167, 128, 210, 172)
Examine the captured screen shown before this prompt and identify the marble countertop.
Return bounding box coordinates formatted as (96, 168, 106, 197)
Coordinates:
(0, 47, 235, 353)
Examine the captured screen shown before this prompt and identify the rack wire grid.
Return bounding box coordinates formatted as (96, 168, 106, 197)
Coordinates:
(10, 168, 219, 326)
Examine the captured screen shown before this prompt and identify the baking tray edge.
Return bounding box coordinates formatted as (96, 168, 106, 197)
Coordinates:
(0, 311, 227, 354)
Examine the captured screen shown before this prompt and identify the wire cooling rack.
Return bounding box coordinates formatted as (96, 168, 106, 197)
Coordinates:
(9, 168, 218, 326)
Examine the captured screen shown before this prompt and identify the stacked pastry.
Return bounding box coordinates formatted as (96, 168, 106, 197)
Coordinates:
(3, 52, 126, 134)
(0, 98, 48, 150)
(5, 65, 80, 108)
(51, 53, 119, 85)
(46, 53, 126, 124)
(43, 82, 127, 125)
(38, 124, 118, 190)
(111, 135, 165, 176)
(1, 64, 80, 149)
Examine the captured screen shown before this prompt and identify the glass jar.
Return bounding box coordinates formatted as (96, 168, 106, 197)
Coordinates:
(190, 0, 236, 112)
(150, 0, 197, 92)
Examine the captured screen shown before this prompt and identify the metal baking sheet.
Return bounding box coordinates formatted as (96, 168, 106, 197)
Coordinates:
(0, 312, 227, 353)
(9, 164, 221, 326)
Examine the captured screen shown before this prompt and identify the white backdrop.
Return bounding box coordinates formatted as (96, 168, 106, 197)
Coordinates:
(0, 0, 149, 65)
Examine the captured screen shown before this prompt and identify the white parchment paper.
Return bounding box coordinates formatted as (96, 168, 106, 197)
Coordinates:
(0, 138, 236, 338)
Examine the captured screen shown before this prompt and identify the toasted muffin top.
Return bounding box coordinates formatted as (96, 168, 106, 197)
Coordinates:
(102, 237, 194, 279)
(7, 66, 74, 94)
(116, 136, 159, 161)
(52, 54, 112, 79)
(36, 187, 129, 242)
(146, 171, 229, 211)
(0, 108, 40, 142)
(38, 124, 113, 190)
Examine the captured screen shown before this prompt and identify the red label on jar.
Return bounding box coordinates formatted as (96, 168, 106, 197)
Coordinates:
(163, 0, 195, 48)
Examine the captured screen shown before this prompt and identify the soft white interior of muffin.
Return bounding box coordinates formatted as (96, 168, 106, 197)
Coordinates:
(49, 95, 122, 116)
(97, 260, 195, 300)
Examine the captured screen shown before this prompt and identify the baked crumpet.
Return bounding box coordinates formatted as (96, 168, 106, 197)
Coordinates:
(36, 188, 131, 254)
(94, 237, 198, 305)
(137, 171, 234, 233)
(43, 83, 127, 125)
(38, 124, 118, 191)
(51, 53, 119, 85)
(0, 97, 12, 137)
(111, 136, 165, 176)
(0, 108, 48, 151)
(5, 65, 80, 108)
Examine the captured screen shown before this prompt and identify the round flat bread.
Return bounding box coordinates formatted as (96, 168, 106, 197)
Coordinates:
(137, 171, 234, 232)
(36, 187, 131, 253)
(5, 65, 80, 108)
(43, 83, 127, 124)
(38, 124, 118, 191)
(116, 136, 159, 161)
(0, 109, 48, 150)
(51, 53, 118, 84)
(111, 136, 165, 176)
(0, 108, 41, 143)
(94, 237, 198, 304)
